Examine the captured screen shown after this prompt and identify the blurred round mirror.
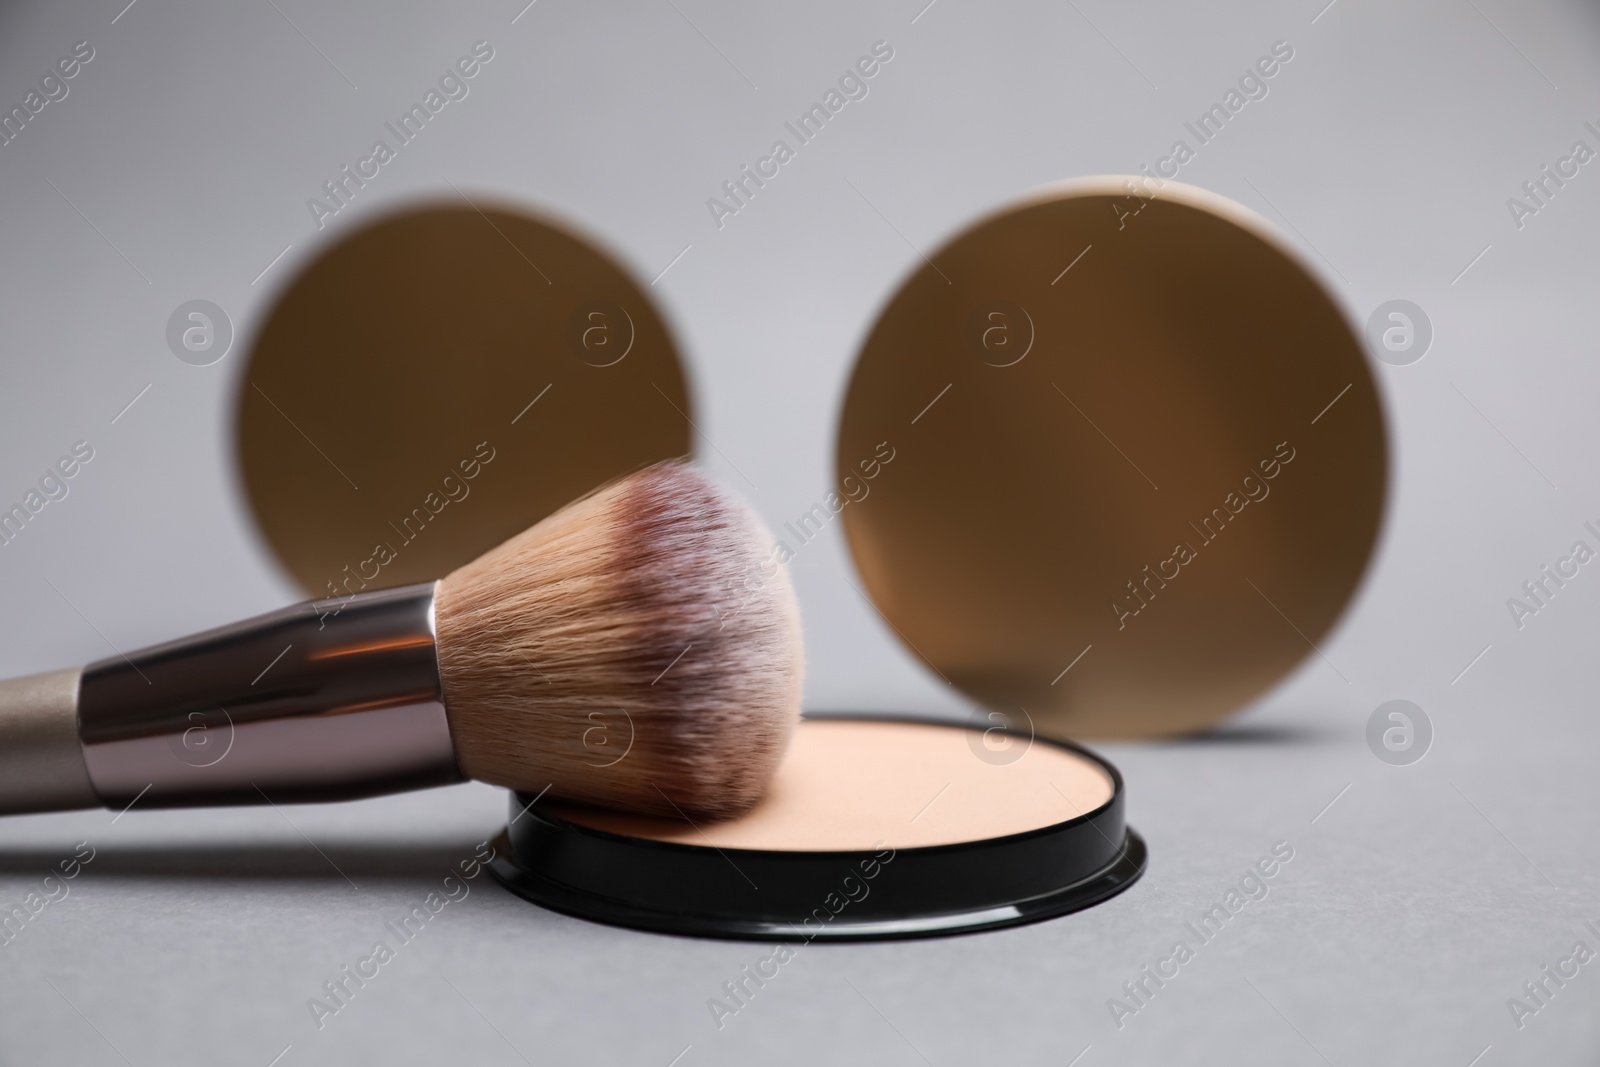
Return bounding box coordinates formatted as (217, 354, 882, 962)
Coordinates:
(237, 201, 692, 596)
(837, 178, 1387, 738)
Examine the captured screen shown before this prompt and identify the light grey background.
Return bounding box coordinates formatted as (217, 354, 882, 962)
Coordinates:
(2, 0, 1599, 1063)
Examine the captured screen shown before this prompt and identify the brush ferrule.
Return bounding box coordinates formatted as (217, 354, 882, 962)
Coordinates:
(77, 582, 461, 808)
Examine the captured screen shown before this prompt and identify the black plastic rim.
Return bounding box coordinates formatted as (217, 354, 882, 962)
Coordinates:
(491, 716, 1145, 942)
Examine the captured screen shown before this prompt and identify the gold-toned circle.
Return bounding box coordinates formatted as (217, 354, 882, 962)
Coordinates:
(237, 201, 692, 596)
(837, 179, 1387, 739)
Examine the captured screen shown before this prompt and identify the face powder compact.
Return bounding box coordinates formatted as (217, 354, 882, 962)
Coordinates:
(491, 717, 1143, 941)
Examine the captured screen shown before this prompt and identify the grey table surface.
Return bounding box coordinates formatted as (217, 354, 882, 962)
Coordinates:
(3, 0, 1600, 1063)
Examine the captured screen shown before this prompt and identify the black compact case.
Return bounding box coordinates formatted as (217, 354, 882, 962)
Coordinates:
(491, 717, 1144, 942)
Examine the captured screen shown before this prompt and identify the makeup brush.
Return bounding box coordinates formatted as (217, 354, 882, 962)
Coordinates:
(0, 460, 803, 820)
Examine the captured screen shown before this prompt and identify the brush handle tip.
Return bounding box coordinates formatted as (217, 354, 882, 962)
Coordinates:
(0, 668, 96, 814)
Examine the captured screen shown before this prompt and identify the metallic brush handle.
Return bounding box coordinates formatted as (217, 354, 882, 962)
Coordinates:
(0, 583, 463, 815)
(0, 668, 95, 813)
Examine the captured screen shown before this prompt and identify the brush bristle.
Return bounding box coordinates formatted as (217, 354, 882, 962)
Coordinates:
(435, 460, 803, 819)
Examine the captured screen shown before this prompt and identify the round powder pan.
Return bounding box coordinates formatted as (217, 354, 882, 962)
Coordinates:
(490, 716, 1144, 941)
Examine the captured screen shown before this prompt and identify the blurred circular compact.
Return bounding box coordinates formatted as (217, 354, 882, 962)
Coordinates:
(236, 198, 693, 596)
(837, 177, 1386, 738)
(491, 716, 1143, 941)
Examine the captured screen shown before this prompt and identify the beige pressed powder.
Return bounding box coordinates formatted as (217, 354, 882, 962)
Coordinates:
(549, 718, 1116, 851)
(495, 715, 1141, 939)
